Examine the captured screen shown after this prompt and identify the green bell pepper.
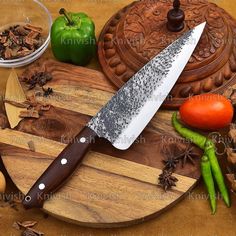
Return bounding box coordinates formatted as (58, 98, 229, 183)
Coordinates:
(51, 8, 96, 66)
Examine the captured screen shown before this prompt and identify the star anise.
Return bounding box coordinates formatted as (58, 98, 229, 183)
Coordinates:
(162, 143, 183, 157)
(177, 145, 199, 167)
(42, 87, 53, 97)
(23, 71, 53, 90)
(162, 157, 179, 171)
(158, 170, 178, 191)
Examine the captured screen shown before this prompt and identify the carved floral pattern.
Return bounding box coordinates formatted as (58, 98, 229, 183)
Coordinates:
(123, 0, 226, 63)
(98, 0, 236, 108)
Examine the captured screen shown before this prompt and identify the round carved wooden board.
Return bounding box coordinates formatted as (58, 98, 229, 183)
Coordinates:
(98, 0, 236, 108)
(0, 60, 202, 227)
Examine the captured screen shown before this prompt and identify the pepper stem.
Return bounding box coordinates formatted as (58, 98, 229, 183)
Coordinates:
(59, 8, 74, 25)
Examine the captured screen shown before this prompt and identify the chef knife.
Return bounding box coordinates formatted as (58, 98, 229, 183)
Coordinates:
(22, 22, 206, 209)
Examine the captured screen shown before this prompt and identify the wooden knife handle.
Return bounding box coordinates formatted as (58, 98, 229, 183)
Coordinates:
(22, 126, 97, 209)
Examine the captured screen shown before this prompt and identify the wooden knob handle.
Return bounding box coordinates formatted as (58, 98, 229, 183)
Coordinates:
(167, 0, 185, 32)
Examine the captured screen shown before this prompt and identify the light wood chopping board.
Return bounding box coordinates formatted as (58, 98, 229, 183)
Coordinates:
(0, 59, 201, 227)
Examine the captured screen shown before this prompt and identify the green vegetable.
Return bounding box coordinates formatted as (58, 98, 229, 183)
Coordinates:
(51, 8, 96, 66)
(172, 112, 206, 149)
(204, 140, 231, 207)
(172, 112, 231, 210)
(201, 155, 216, 214)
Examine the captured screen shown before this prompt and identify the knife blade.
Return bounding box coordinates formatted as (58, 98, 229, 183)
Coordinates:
(22, 22, 206, 209)
(5, 69, 27, 129)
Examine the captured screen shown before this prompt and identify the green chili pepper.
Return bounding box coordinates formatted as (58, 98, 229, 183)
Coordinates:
(172, 112, 206, 149)
(204, 140, 230, 207)
(172, 112, 231, 209)
(201, 155, 216, 214)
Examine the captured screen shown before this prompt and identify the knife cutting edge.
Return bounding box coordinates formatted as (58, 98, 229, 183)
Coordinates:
(22, 22, 206, 209)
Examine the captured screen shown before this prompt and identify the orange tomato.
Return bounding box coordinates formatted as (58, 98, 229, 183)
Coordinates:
(179, 94, 234, 130)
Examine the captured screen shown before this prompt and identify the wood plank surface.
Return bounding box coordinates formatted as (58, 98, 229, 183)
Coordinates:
(0, 59, 201, 227)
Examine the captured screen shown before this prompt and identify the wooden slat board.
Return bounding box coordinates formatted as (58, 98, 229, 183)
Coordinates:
(0, 59, 201, 227)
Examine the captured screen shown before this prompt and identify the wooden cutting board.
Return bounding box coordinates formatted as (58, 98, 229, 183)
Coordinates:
(0, 59, 201, 227)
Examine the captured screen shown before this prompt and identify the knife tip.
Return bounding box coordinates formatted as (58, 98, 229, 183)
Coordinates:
(198, 22, 207, 30)
(193, 22, 207, 36)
